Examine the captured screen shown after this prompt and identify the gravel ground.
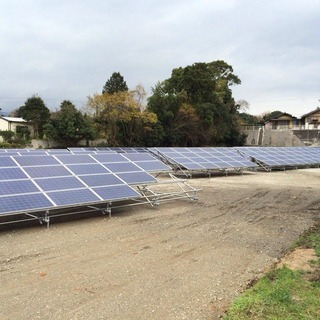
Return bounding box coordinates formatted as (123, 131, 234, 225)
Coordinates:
(0, 169, 319, 320)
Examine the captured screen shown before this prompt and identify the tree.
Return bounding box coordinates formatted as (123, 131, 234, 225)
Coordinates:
(87, 89, 157, 146)
(262, 110, 283, 123)
(147, 60, 243, 146)
(102, 72, 128, 94)
(17, 95, 50, 138)
(238, 112, 260, 126)
(0, 130, 15, 143)
(44, 100, 97, 147)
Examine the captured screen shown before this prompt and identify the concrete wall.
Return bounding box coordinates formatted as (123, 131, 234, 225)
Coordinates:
(293, 130, 320, 144)
(243, 129, 260, 145)
(29, 138, 108, 149)
(262, 130, 304, 147)
(242, 129, 305, 146)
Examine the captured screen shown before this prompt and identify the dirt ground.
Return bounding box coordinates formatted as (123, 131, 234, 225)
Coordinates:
(0, 169, 319, 320)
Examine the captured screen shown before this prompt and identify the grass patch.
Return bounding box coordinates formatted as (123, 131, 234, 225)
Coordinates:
(292, 222, 320, 258)
(224, 222, 320, 320)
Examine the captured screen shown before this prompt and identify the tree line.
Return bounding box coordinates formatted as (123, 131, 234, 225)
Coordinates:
(1, 60, 281, 148)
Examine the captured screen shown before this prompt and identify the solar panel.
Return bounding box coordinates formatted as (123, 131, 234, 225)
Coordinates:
(122, 153, 157, 161)
(151, 147, 257, 171)
(235, 147, 320, 169)
(23, 165, 72, 178)
(13, 155, 60, 166)
(47, 189, 101, 206)
(46, 149, 71, 154)
(79, 174, 124, 187)
(0, 167, 28, 180)
(0, 152, 20, 157)
(0, 193, 54, 214)
(91, 153, 127, 163)
(0, 151, 163, 218)
(34, 177, 86, 191)
(117, 172, 157, 184)
(0, 180, 39, 195)
(0, 157, 17, 167)
(55, 154, 97, 164)
(133, 161, 170, 172)
(92, 185, 140, 201)
(102, 162, 143, 173)
(66, 164, 111, 175)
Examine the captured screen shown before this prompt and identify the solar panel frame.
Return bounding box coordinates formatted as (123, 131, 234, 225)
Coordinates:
(151, 147, 257, 171)
(0, 151, 165, 218)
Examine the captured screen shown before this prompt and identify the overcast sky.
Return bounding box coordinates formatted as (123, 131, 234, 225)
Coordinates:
(0, 0, 319, 117)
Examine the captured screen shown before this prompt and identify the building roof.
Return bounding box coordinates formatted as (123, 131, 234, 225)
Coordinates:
(1, 116, 27, 123)
(301, 107, 320, 118)
(265, 112, 297, 124)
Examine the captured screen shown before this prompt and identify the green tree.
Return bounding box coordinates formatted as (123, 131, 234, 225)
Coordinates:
(17, 95, 50, 138)
(238, 112, 260, 125)
(44, 100, 97, 147)
(147, 60, 243, 146)
(102, 72, 128, 94)
(0, 130, 15, 143)
(15, 125, 31, 140)
(262, 110, 283, 123)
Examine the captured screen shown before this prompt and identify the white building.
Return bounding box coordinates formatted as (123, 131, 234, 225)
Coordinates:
(0, 116, 33, 133)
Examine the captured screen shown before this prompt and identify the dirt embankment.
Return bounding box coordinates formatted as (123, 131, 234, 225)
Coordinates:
(0, 169, 319, 320)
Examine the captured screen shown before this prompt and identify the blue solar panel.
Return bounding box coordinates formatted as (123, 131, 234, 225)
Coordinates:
(180, 163, 204, 169)
(134, 161, 170, 172)
(151, 147, 257, 171)
(92, 185, 140, 200)
(0, 152, 20, 157)
(117, 172, 157, 184)
(0, 157, 17, 167)
(102, 162, 142, 173)
(23, 165, 72, 178)
(123, 153, 156, 161)
(79, 174, 124, 187)
(92, 153, 126, 163)
(235, 147, 320, 169)
(0, 151, 162, 217)
(34, 177, 86, 191)
(55, 154, 97, 164)
(66, 164, 110, 175)
(0, 193, 53, 214)
(0, 180, 39, 195)
(14, 155, 60, 166)
(0, 167, 28, 181)
(47, 149, 71, 154)
(47, 189, 100, 206)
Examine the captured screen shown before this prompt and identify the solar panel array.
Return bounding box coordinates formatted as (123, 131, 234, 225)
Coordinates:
(236, 147, 320, 169)
(0, 153, 163, 216)
(68, 147, 147, 154)
(150, 147, 257, 171)
(0, 149, 71, 156)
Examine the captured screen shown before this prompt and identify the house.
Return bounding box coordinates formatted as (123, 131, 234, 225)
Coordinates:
(264, 112, 299, 130)
(0, 116, 33, 133)
(300, 107, 320, 129)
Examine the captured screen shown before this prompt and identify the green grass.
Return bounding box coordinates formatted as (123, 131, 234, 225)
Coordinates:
(223, 222, 320, 320)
